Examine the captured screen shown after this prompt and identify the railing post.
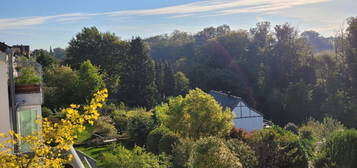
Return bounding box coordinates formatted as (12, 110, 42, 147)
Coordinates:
(69, 146, 85, 168)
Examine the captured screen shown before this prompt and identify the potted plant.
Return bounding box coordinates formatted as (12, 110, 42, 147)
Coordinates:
(15, 66, 41, 93)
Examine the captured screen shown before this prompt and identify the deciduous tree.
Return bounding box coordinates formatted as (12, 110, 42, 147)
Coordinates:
(158, 88, 233, 139)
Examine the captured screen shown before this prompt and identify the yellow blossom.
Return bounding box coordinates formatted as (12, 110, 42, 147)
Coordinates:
(0, 89, 108, 167)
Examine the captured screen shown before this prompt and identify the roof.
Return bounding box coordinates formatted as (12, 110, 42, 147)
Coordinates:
(209, 90, 263, 116)
(209, 90, 242, 110)
(12, 45, 30, 57)
(0, 42, 10, 52)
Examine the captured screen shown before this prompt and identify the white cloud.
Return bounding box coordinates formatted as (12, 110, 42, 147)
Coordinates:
(0, 13, 90, 29)
(167, 14, 193, 19)
(0, 16, 53, 29)
(211, 0, 331, 15)
(0, 0, 334, 30)
(55, 16, 89, 22)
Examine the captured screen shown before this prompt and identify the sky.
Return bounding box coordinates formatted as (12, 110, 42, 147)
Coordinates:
(0, 0, 356, 49)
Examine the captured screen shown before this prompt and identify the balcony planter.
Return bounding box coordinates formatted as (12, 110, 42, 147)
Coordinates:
(14, 66, 41, 88)
(15, 84, 41, 94)
(14, 65, 43, 105)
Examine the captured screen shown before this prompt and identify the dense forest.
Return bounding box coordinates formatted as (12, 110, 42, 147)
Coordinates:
(26, 17, 357, 168)
(38, 17, 357, 127)
(147, 19, 356, 128)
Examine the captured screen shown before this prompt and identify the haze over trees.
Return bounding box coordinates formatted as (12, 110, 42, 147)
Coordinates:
(301, 30, 334, 53)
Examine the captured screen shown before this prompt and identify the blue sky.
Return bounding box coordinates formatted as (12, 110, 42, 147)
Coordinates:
(0, 0, 356, 49)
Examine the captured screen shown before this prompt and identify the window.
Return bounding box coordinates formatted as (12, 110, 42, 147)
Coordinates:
(17, 106, 41, 152)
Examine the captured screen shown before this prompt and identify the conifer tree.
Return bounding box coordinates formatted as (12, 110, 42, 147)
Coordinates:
(119, 37, 158, 108)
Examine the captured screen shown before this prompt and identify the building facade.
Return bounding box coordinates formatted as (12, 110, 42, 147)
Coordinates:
(0, 43, 12, 136)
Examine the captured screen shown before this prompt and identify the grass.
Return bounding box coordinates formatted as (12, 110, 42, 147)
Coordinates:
(76, 145, 113, 167)
(75, 124, 113, 168)
(76, 145, 112, 160)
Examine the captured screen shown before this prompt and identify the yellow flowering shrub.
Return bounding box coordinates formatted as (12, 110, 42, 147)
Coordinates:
(0, 89, 108, 168)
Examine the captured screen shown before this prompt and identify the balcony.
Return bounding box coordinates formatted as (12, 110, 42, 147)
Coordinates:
(12, 61, 43, 152)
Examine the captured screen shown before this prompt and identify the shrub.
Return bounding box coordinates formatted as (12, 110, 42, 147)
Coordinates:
(299, 117, 345, 155)
(127, 109, 155, 146)
(93, 116, 118, 137)
(300, 117, 345, 141)
(41, 106, 53, 118)
(314, 154, 334, 168)
(101, 103, 117, 116)
(225, 139, 258, 168)
(172, 139, 194, 168)
(315, 129, 357, 168)
(188, 137, 242, 168)
(154, 103, 169, 126)
(299, 126, 315, 141)
(159, 132, 181, 155)
(284, 122, 299, 134)
(100, 145, 171, 168)
(112, 109, 129, 133)
(229, 127, 248, 140)
(147, 127, 170, 154)
(247, 126, 309, 168)
(15, 66, 41, 85)
(298, 126, 316, 159)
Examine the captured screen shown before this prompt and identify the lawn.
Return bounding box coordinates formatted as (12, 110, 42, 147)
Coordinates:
(76, 145, 113, 168)
(76, 145, 112, 160)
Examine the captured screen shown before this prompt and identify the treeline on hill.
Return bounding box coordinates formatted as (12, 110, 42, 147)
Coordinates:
(146, 18, 357, 127)
(32, 17, 357, 127)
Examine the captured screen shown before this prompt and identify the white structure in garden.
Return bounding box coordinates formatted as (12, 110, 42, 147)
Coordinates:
(210, 90, 264, 132)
